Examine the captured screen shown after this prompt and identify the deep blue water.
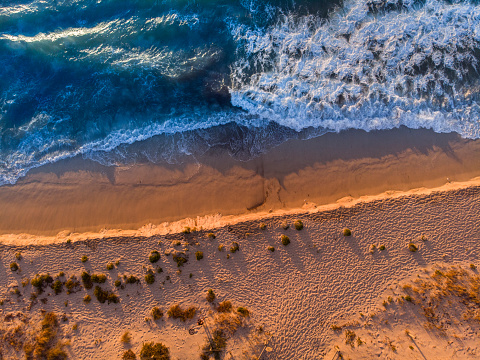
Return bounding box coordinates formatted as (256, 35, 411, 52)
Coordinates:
(2, 0, 480, 184)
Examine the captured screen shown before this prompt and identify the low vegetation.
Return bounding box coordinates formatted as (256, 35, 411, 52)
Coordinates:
(230, 242, 239, 253)
(408, 243, 418, 252)
(93, 286, 119, 304)
(106, 262, 115, 270)
(259, 222, 266, 230)
(152, 307, 163, 320)
(149, 250, 161, 263)
(343, 228, 351, 236)
(207, 233, 216, 239)
(10, 262, 19, 271)
(121, 331, 131, 344)
(281, 235, 290, 246)
(167, 304, 196, 321)
(145, 272, 155, 285)
(140, 342, 170, 360)
(195, 251, 204, 260)
(173, 253, 188, 267)
(123, 349, 136, 360)
(268, 246, 275, 252)
(217, 300, 233, 313)
(294, 220, 304, 230)
(81, 255, 88, 263)
(206, 289, 216, 303)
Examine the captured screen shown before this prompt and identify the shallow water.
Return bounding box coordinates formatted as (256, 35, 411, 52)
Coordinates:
(1, 0, 480, 184)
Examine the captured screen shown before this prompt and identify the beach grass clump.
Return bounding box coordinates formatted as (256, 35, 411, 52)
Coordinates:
(201, 330, 227, 359)
(15, 252, 22, 260)
(230, 242, 239, 253)
(31, 273, 54, 294)
(149, 250, 161, 263)
(140, 342, 170, 360)
(152, 307, 163, 320)
(470, 264, 477, 269)
(23, 312, 67, 360)
(281, 221, 289, 230)
(121, 331, 131, 344)
(218, 244, 225, 252)
(259, 222, 267, 230)
(281, 235, 290, 246)
(207, 233, 216, 239)
(91, 273, 107, 283)
(173, 253, 188, 267)
(343, 228, 351, 236)
(217, 300, 232, 313)
(167, 304, 196, 321)
(206, 289, 216, 303)
(344, 329, 356, 347)
(408, 243, 418, 252)
(182, 227, 191, 234)
(65, 276, 81, 294)
(195, 251, 204, 260)
(106, 262, 115, 270)
(145, 272, 155, 285)
(81, 271, 93, 289)
(81, 255, 88, 263)
(237, 307, 250, 317)
(122, 349, 136, 360)
(268, 246, 275, 252)
(379, 245, 386, 251)
(114, 279, 122, 287)
(10, 262, 19, 271)
(294, 220, 304, 231)
(83, 294, 91, 304)
(51, 280, 63, 295)
(93, 286, 119, 304)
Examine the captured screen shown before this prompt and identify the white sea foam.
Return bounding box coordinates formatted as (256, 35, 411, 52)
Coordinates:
(229, 0, 480, 138)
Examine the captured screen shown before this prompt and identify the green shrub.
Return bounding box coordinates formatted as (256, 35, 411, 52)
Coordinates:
(91, 274, 107, 283)
(408, 243, 418, 252)
(114, 279, 122, 287)
(31, 274, 54, 294)
(65, 276, 81, 295)
(106, 263, 114, 270)
(125, 275, 140, 284)
(379, 245, 386, 251)
(294, 220, 303, 230)
(237, 307, 250, 317)
(81, 255, 88, 263)
(51, 280, 63, 295)
(83, 294, 91, 304)
(281, 235, 290, 246)
(123, 349, 136, 360)
(152, 307, 163, 320)
(207, 233, 216, 239)
(149, 251, 161, 263)
(145, 272, 155, 285)
(81, 271, 93, 289)
(206, 289, 215, 303)
(343, 228, 351, 236)
(10, 262, 19, 271)
(93, 286, 119, 304)
(173, 253, 188, 267)
(259, 222, 266, 230)
(268, 246, 275, 252)
(167, 304, 196, 321)
(217, 300, 232, 313)
(195, 251, 204, 260)
(140, 342, 170, 360)
(230, 242, 239, 253)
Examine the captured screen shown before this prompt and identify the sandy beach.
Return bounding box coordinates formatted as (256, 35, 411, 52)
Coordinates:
(1, 128, 480, 359)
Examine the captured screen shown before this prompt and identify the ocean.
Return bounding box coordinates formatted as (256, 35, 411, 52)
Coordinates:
(1, 0, 480, 185)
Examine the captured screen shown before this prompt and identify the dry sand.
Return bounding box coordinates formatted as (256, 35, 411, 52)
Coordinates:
(1, 127, 480, 359)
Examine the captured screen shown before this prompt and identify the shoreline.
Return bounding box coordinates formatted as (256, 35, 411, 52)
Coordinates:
(2, 126, 480, 240)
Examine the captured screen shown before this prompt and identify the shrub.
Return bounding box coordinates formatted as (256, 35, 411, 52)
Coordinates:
(123, 349, 136, 360)
(121, 331, 131, 344)
(93, 286, 119, 304)
(51, 280, 63, 295)
(408, 243, 418, 252)
(83, 294, 91, 304)
(106, 262, 114, 270)
(343, 228, 351, 236)
(114, 279, 122, 287)
(405, 295, 412, 302)
(145, 272, 155, 285)
(31, 274, 54, 294)
(237, 307, 250, 317)
(294, 220, 303, 230)
(15, 252, 22, 260)
(152, 307, 163, 320)
(167, 304, 196, 321)
(91, 273, 107, 283)
(173, 253, 188, 267)
(218, 244, 225, 251)
(10, 262, 19, 271)
(157, 267, 163, 273)
(125, 275, 140, 284)
(207, 233, 216, 239)
(81, 255, 88, 263)
(195, 251, 204, 260)
(230, 242, 239, 253)
(140, 342, 170, 360)
(268, 246, 275, 252)
(217, 300, 232, 313)
(281, 221, 289, 230)
(470, 264, 477, 269)
(149, 251, 161, 263)
(206, 289, 215, 303)
(379, 245, 386, 251)
(182, 227, 191, 234)
(281, 235, 290, 246)
(65, 276, 81, 294)
(259, 223, 266, 230)
(81, 271, 93, 289)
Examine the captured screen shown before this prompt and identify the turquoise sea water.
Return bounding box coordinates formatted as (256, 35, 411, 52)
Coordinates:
(1, 0, 480, 184)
